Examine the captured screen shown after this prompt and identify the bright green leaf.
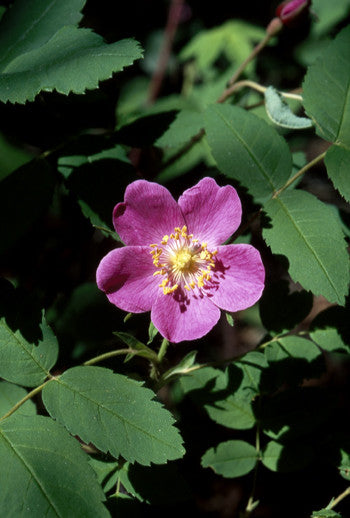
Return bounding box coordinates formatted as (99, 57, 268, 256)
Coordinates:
(263, 190, 349, 305)
(0, 381, 36, 417)
(42, 366, 185, 465)
(205, 104, 292, 202)
(0, 414, 109, 517)
(310, 328, 349, 353)
(201, 440, 258, 478)
(0, 0, 143, 103)
(312, 509, 342, 518)
(264, 86, 313, 129)
(0, 314, 58, 387)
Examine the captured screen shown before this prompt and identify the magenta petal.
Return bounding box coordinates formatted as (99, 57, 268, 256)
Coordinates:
(178, 177, 242, 247)
(113, 180, 185, 246)
(151, 289, 221, 343)
(207, 244, 265, 312)
(96, 246, 159, 313)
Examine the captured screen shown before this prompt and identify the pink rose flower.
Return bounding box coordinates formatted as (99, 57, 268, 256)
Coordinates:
(276, 0, 311, 25)
(96, 177, 265, 343)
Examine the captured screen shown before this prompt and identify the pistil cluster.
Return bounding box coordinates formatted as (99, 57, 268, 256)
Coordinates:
(150, 225, 217, 295)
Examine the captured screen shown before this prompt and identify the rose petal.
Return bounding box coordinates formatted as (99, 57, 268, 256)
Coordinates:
(206, 244, 265, 312)
(113, 180, 185, 246)
(96, 246, 159, 313)
(178, 177, 242, 247)
(151, 288, 221, 343)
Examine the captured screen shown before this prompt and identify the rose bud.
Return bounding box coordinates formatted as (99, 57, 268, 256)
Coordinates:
(276, 0, 311, 26)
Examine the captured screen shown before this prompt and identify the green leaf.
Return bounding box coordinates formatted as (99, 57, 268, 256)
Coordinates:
(0, 0, 143, 103)
(201, 440, 258, 478)
(261, 440, 314, 472)
(225, 312, 234, 327)
(264, 86, 313, 129)
(205, 104, 292, 202)
(0, 131, 33, 182)
(312, 510, 342, 518)
(263, 190, 349, 305)
(160, 351, 198, 383)
(179, 20, 266, 77)
(42, 366, 185, 465)
(235, 350, 268, 396)
(310, 328, 349, 353)
(147, 321, 159, 344)
(338, 449, 350, 481)
(0, 314, 58, 387)
(311, 0, 350, 37)
(0, 381, 36, 417)
(206, 390, 256, 430)
(303, 25, 350, 145)
(0, 159, 55, 255)
(324, 146, 350, 203)
(0, 414, 109, 517)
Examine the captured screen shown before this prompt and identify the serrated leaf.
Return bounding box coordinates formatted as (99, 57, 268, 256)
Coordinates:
(324, 146, 350, 203)
(42, 366, 185, 465)
(0, 158, 55, 255)
(0, 414, 109, 517)
(312, 509, 342, 518)
(0, 314, 58, 387)
(201, 440, 258, 478)
(263, 190, 349, 305)
(206, 390, 256, 430)
(0, 381, 36, 417)
(303, 25, 350, 145)
(205, 104, 292, 202)
(0, 0, 143, 103)
(264, 86, 313, 129)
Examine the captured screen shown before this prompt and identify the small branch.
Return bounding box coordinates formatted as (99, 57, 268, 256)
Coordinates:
(273, 150, 327, 198)
(329, 486, 350, 509)
(0, 380, 50, 422)
(83, 348, 146, 366)
(218, 79, 303, 104)
(147, 0, 184, 104)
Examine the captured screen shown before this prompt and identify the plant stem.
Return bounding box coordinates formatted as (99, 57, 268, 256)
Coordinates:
(157, 338, 170, 362)
(273, 150, 327, 198)
(147, 0, 184, 104)
(83, 348, 143, 366)
(0, 380, 50, 422)
(218, 79, 303, 104)
(329, 486, 350, 510)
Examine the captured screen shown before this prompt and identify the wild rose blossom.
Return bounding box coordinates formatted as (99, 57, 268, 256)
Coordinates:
(96, 177, 265, 343)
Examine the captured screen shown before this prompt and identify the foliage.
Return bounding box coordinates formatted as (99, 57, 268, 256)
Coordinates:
(0, 0, 350, 517)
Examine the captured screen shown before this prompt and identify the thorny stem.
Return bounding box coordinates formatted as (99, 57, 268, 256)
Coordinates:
(147, 0, 185, 104)
(273, 150, 327, 198)
(0, 379, 52, 422)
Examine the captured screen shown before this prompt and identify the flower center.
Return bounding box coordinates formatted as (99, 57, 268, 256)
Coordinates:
(150, 225, 217, 295)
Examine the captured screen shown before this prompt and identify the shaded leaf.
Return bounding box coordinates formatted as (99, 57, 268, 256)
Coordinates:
(201, 440, 258, 478)
(205, 104, 292, 202)
(263, 190, 349, 305)
(310, 328, 349, 353)
(0, 314, 58, 387)
(42, 366, 185, 465)
(0, 414, 109, 517)
(261, 439, 314, 472)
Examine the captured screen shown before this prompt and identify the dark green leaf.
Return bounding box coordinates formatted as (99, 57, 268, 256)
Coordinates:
(205, 104, 292, 202)
(325, 145, 350, 203)
(310, 328, 349, 353)
(0, 381, 36, 417)
(42, 366, 185, 465)
(0, 314, 58, 387)
(201, 440, 258, 478)
(312, 509, 342, 518)
(113, 332, 158, 362)
(0, 0, 143, 104)
(261, 439, 314, 472)
(0, 414, 109, 517)
(263, 190, 349, 305)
